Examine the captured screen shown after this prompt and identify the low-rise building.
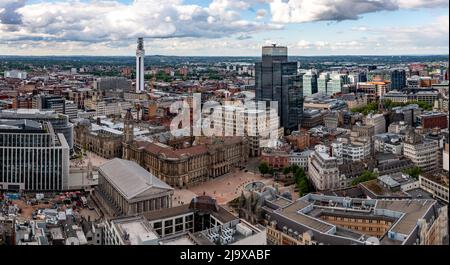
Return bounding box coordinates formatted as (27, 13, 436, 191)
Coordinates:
(301, 109, 323, 129)
(261, 150, 289, 169)
(96, 158, 174, 217)
(374, 133, 403, 155)
(419, 172, 449, 203)
(104, 216, 159, 245)
(331, 137, 371, 163)
(288, 150, 312, 170)
(403, 130, 439, 173)
(308, 147, 340, 191)
(74, 121, 123, 159)
(145, 196, 238, 238)
(417, 112, 448, 129)
(358, 173, 419, 199)
(189, 219, 266, 245)
(263, 194, 446, 245)
(286, 130, 311, 150)
(357, 81, 390, 102)
(365, 113, 386, 135)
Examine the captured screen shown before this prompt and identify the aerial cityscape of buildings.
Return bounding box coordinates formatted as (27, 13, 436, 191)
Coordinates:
(1, 38, 448, 247)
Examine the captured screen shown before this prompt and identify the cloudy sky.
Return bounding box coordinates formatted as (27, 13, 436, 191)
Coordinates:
(0, 0, 448, 56)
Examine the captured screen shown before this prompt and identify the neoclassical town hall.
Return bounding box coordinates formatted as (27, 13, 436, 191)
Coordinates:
(122, 111, 249, 188)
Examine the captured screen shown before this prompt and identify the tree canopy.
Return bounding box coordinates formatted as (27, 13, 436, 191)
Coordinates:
(258, 162, 270, 174)
(403, 166, 422, 179)
(352, 170, 378, 186)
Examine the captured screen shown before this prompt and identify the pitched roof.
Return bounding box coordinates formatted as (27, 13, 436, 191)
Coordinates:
(99, 158, 173, 201)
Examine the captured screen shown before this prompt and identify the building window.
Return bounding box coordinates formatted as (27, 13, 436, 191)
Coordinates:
(175, 224, 184, 233)
(165, 227, 173, 235)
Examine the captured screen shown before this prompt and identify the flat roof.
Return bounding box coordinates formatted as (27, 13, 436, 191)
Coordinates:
(376, 199, 435, 235)
(278, 200, 334, 233)
(271, 197, 293, 208)
(145, 204, 192, 221)
(269, 194, 438, 245)
(160, 235, 195, 245)
(360, 179, 409, 198)
(113, 217, 159, 245)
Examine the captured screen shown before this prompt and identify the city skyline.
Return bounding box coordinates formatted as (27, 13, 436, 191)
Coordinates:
(0, 0, 449, 251)
(0, 0, 449, 56)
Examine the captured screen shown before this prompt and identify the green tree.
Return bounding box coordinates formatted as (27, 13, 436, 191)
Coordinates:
(258, 162, 269, 174)
(283, 167, 291, 175)
(381, 99, 433, 111)
(291, 164, 300, 174)
(403, 166, 422, 179)
(351, 170, 378, 186)
(293, 167, 310, 196)
(351, 102, 378, 115)
(294, 168, 306, 183)
(298, 178, 309, 196)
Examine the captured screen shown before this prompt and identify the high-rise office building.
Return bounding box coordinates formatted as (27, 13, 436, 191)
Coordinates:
(255, 44, 303, 131)
(33, 95, 78, 122)
(94, 76, 132, 96)
(0, 120, 70, 191)
(40, 95, 65, 114)
(136, 38, 145, 93)
(317, 72, 330, 94)
(390, 69, 406, 90)
(303, 71, 318, 97)
(326, 74, 349, 96)
(0, 109, 74, 150)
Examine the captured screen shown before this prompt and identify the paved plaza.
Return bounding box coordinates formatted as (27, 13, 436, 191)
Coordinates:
(186, 170, 274, 205)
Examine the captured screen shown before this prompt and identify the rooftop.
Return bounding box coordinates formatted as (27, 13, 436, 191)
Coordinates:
(99, 158, 173, 201)
(111, 216, 159, 245)
(266, 194, 439, 245)
(376, 199, 435, 235)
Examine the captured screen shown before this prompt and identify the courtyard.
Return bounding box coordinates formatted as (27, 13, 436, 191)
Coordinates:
(183, 170, 274, 205)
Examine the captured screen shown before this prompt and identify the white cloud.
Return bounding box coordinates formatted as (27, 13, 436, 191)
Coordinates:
(0, 0, 448, 55)
(0, 0, 25, 24)
(256, 9, 267, 20)
(289, 16, 449, 55)
(0, 0, 280, 44)
(269, 0, 448, 23)
(396, 0, 449, 9)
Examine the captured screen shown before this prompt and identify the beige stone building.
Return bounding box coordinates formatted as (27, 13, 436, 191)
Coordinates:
(123, 137, 249, 188)
(74, 123, 123, 159)
(96, 158, 174, 217)
(121, 109, 249, 188)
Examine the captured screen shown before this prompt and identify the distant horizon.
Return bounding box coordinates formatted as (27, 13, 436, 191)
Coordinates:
(1, 0, 447, 56)
(1, 54, 448, 58)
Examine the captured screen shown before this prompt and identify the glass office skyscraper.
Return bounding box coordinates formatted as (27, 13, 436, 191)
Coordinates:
(255, 45, 303, 131)
(303, 72, 318, 97)
(391, 69, 406, 90)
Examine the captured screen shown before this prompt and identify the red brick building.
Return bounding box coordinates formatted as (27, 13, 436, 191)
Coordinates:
(261, 151, 289, 169)
(12, 96, 33, 109)
(419, 112, 448, 129)
(286, 130, 311, 150)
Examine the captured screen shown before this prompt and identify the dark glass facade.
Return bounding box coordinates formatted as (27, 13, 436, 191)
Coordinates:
(390, 69, 406, 90)
(255, 45, 303, 131)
